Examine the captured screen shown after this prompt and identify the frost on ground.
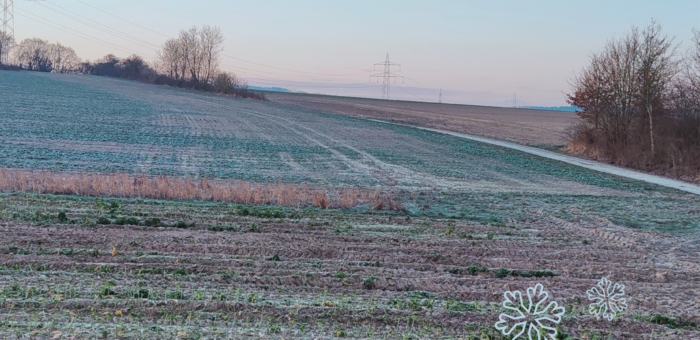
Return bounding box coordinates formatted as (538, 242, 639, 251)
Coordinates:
(0, 194, 698, 339)
(0, 194, 700, 340)
(0, 71, 699, 339)
(2, 71, 699, 232)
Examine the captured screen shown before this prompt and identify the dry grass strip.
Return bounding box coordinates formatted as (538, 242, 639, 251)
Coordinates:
(0, 169, 402, 210)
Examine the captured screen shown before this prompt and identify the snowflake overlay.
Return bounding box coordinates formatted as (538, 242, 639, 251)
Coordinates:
(495, 283, 565, 340)
(587, 277, 627, 321)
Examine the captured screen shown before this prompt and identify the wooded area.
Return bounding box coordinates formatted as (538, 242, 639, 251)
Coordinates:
(0, 26, 264, 100)
(567, 21, 700, 181)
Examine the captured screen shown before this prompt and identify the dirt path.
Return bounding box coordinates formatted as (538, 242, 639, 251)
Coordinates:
(368, 119, 700, 196)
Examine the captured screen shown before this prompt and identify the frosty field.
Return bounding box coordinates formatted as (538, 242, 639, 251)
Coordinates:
(0, 70, 699, 339)
(1, 71, 699, 231)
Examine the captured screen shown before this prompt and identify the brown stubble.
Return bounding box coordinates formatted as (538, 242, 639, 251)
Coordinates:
(0, 168, 402, 210)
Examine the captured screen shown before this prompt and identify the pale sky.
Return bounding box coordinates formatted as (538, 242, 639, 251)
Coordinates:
(13, 0, 700, 106)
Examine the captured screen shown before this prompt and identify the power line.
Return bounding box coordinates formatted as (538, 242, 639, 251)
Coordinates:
(20, 0, 427, 100)
(21, 2, 354, 86)
(38, 1, 160, 49)
(403, 76, 438, 102)
(13, 8, 156, 60)
(221, 54, 370, 77)
(370, 53, 403, 99)
(75, 0, 170, 39)
(136, 1, 376, 58)
(1, 0, 11, 38)
(72, 1, 373, 79)
(71, 1, 370, 79)
(218, 63, 378, 90)
(392, 84, 430, 102)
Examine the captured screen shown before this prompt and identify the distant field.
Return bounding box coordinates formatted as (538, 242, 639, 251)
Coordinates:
(1, 71, 700, 339)
(1, 72, 573, 188)
(266, 92, 577, 146)
(1, 71, 699, 231)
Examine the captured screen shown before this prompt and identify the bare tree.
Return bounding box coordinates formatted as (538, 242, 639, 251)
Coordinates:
(157, 38, 185, 80)
(156, 25, 225, 84)
(0, 31, 14, 65)
(180, 27, 201, 82)
(569, 22, 678, 150)
(636, 20, 679, 156)
(199, 25, 225, 84)
(583, 27, 642, 145)
(567, 21, 700, 177)
(212, 71, 239, 93)
(685, 29, 700, 104)
(567, 52, 608, 131)
(47, 43, 81, 73)
(15, 38, 51, 71)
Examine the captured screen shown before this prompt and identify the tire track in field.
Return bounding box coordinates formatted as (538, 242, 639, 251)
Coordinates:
(179, 96, 614, 193)
(179, 96, 481, 189)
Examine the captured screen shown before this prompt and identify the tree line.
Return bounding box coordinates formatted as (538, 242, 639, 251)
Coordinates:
(567, 20, 700, 180)
(0, 26, 264, 100)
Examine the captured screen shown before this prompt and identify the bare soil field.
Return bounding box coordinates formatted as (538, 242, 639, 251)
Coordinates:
(2, 71, 700, 339)
(266, 92, 577, 146)
(0, 194, 698, 339)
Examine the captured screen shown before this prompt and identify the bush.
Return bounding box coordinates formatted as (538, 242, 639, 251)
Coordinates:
(125, 217, 140, 225)
(362, 276, 377, 289)
(172, 268, 189, 276)
(0, 64, 20, 71)
(166, 291, 186, 299)
(96, 216, 111, 225)
(57, 211, 68, 223)
(650, 313, 697, 329)
(135, 289, 150, 299)
(495, 267, 510, 278)
(208, 224, 238, 232)
(467, 264, 489, 275)
(171, 220, 195, 229)
(84, 54, 266, 100)
(144, 217, 161, 227)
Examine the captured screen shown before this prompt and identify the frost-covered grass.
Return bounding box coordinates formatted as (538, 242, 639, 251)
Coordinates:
(2, 71, 700, 232)
(0, 193, 698, 339)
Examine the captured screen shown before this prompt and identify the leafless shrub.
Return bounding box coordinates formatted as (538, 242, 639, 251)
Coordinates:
(567, 20, 700, 179)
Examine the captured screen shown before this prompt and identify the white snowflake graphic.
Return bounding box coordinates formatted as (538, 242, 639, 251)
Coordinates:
(586, 277, 627, 321)
(495, 283, 565, 340)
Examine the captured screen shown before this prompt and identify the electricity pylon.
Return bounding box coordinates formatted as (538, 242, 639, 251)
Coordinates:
(505, 93, 524, 108)
(3, 0, 45, 39)
(0, 0, 12, 64)
(370, 53, 403, 99)
(0, 0, 11, 38)
(1, 0, 12, 38)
